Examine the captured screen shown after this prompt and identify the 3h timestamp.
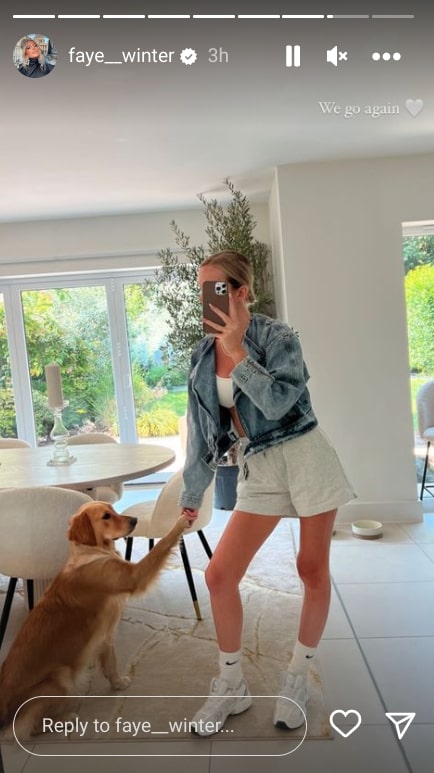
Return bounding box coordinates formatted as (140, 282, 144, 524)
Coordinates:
(208, 47, 229, 63)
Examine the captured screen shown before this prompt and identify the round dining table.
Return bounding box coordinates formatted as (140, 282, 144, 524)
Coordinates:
(0, 442, 176, 490)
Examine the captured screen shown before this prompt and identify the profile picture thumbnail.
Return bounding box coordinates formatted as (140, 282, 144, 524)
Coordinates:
(14, 34, 57, 78)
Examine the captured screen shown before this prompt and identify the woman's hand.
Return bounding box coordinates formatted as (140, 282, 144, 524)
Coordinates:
(206, 294, 250, 361)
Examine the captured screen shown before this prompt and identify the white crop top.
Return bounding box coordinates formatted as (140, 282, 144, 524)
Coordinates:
(216, 375, 234, 408)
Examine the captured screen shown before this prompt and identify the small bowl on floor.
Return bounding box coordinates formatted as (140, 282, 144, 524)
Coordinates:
(351, 519, 383, 540)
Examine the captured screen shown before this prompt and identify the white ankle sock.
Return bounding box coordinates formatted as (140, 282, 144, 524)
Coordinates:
(218, 649, 243, 686)
(287, 641, 316, 676)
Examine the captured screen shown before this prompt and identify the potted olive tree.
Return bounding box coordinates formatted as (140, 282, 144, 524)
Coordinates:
(151, 179, 274, 509)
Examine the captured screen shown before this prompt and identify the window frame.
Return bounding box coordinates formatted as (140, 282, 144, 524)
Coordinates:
(0, 268, 157, 444)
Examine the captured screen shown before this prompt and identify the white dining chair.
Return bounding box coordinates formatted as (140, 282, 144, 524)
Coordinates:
(0, 438, 31, 448)
(121, 469, 214, 620)
(0, 486, 93, 650)
(66, 433, 123, 503)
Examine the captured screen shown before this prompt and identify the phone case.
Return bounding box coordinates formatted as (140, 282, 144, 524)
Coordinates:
(202, 280, 229, 334)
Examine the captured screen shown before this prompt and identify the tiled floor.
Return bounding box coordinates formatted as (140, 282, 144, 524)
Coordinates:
(2, 490, 434, 773)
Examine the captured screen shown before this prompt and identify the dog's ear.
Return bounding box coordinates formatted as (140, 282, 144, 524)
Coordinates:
(68, 510, 97, 546)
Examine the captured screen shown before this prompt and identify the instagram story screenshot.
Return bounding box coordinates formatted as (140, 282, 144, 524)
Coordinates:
(0, 1, 434, 772)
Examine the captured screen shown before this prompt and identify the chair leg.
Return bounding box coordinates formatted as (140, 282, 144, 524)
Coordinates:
(197, 529, 213, 559)
(0, 577, 18, 650)
(26, 579, 34, 610)
(420, 441, 431, 501)
(125, 537, 163, 560)
(124, 533, 209, 622)
(125, 536, 133, 561)
(179, 536, 202, 621)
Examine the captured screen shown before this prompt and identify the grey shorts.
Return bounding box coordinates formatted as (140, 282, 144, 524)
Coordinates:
(235, 427, 356, 517)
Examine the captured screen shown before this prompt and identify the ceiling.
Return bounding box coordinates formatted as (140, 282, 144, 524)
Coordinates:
(2, 2, 434, 222)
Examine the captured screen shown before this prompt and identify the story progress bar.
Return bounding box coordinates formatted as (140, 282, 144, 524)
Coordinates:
(12, 13, 415, 21)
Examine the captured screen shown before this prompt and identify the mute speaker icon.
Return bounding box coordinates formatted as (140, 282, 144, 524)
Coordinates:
(326, 45, 348, 66)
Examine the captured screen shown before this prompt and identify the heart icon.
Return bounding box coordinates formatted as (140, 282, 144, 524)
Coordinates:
(405, 98, 424, 118)
(329, 709, 362, 738)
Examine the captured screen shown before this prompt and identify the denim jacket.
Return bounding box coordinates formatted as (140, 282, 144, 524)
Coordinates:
(179, 313, 318, 509)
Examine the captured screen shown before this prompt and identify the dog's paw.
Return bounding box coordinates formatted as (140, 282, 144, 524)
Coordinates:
(112, 675, 131, 690)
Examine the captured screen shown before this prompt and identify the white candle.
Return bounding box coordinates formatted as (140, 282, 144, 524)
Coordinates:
(45, 363, 64, 408)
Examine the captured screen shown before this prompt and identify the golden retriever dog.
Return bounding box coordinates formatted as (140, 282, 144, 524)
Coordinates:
(0, 501, 190, 740)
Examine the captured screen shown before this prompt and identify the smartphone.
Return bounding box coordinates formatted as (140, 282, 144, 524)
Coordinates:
(202, 281, 229, 334)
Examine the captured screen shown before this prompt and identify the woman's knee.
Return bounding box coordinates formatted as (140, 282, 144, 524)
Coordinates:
(205, 559, 240, 594)
(296, 552, 330, 590)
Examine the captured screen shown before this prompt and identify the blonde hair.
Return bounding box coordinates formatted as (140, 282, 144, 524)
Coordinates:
(201, 250, 255, 303)
(20, 38, 47, 71)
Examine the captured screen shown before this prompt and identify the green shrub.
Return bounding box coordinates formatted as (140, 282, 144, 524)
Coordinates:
(131, 366, 154, 407)
(136, 406, 179, 437)
(405, 264, 434, 373)
(0, 388, 17, 437)
(32, 390, 57, 441)
(163, 366, 188, 388)
(145, 364, 167, 388)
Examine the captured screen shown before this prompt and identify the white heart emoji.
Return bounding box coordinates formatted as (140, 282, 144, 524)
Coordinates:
(329, 709, 362, 738)
(405, 98, 424, 118)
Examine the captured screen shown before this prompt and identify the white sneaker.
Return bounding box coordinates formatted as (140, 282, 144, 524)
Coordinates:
(273, 671, 309, 730)
(191, 677, 252, 736)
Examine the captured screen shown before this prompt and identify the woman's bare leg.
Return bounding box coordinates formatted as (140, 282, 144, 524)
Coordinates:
(205, 510, 281, 651)
(296, 509, 337, 647)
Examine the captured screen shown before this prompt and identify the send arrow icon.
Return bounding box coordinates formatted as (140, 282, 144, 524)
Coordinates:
(385, 712, 416, 740)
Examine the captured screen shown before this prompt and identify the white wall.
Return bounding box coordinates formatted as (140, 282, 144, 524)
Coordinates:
(0, 204, 270, 277)
(270, 154, 434, 523)
(268, 178, 287, 321)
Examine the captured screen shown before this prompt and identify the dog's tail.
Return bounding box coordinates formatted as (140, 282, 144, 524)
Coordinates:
(128, 514, 189, 596)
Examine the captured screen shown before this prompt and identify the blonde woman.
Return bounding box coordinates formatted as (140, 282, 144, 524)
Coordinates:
(180, 250, 355, 735)
(18, 38, 54, 78)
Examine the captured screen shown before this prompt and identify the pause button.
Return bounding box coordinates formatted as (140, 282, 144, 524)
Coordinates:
(286, 45, 301, 67)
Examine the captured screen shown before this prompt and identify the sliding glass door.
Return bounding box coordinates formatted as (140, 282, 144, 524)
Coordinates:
(123, 282, 187, 443)
(0, 271, 187, 449)
(21, 284, 116, 444)
(0, 291, 18, 438)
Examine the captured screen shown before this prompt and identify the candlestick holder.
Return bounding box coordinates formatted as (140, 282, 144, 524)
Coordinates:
(47, 401, 76, 466)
